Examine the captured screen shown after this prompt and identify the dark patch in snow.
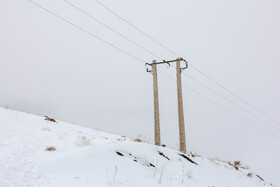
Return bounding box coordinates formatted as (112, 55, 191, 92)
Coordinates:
(158, 151, 170, 161)
(116, 151, 124, 156)
(122, 152, 155, 168)
(179, 153, 198, 165)
(256, 174, 265, 181)
(44, 116, 56, 123)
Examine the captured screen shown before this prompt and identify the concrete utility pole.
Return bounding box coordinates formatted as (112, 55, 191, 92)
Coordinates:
(146, 60, 161, 146)
(176, 58, 186, 153)
(152, 60, 161, 146)
(146, 58, 187, 152)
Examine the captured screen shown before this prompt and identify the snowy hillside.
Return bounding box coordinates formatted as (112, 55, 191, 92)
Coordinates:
(0, 107, 274, 187)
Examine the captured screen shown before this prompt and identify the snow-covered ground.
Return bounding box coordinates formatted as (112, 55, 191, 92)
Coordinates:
(0, 107, 274, 187)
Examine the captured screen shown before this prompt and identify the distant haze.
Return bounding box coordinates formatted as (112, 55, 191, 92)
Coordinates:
(1, 0, 280, 185)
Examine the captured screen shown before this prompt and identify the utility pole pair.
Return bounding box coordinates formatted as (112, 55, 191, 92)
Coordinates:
(146, 58, 188, 153)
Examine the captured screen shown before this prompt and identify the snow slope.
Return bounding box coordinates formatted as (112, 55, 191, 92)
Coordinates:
(0, 108, 273, 187)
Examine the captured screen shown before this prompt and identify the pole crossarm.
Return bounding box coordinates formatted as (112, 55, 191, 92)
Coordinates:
(145, 57, 188, 74)
(146, 57, 186, 66)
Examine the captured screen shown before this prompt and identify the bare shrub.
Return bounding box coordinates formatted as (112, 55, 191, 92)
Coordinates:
(180, 170, 191, 184)
(153, 159, 159, 179)
(75, 136, 92, 147)
(107, 165, 118, 187)
(247, 173, 253, 177)
(159, 164, 167, 184)
(46, 146, 56, 151)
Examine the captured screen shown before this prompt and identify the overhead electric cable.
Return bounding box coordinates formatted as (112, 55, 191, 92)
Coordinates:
(157, 70, 280, 140)
(66, 0, 279, 131)
(188, 64, 280, 125)
(27, 0, 146, 64)
(64, 0, 163, 60)
(178, 68, 280, 132)
(92, 0, 180, 57)
(27, 0, 280, 140)
(63, 1, 280, 136)
(93, 0, 280, 126)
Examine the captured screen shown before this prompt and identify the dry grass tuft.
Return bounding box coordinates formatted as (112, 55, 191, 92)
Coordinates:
(208, 157, 250, 171)
(233, 160, 241, 167)
(46, 146, 56, 151)
(133, 138, 143, 142)
(240, 165, 250, 170)
(190, 152, 201, 158)
(44, 116, 56, 123)
(227, 160, 249, 171)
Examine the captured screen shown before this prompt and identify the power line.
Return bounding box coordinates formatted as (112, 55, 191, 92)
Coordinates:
(157, 69, 280, 141)
(179, 69, 280, 132)
(27, 0, 280, 140)
(188, 64, 280, 125)
(61, 0, 280, 137)
(92, 0, 180, 57)
(81, 0, 280, 132)
(64, 0, 163, 60)
(27, 0, 146, 64)
(165, 64, 280, 133)
(93, 0, 280, 126)
(64, 0, 279, 132)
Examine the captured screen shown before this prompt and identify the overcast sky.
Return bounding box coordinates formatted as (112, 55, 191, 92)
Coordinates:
(1, 0, 280, 185)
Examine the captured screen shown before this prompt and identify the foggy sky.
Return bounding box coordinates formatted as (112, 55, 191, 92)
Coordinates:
(1, 0, 280, 185)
